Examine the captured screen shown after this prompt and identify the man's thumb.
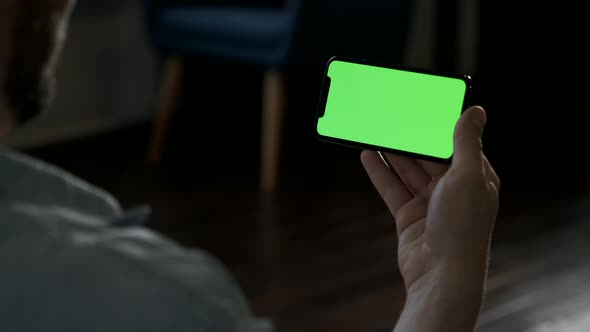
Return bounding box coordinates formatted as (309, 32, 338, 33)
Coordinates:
(453, 106, 486, 165)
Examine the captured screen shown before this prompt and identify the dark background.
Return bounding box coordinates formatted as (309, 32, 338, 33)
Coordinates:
(478, 1, 587, 196)
(154, 0, 590, 202)
(20, 0, 589, 199)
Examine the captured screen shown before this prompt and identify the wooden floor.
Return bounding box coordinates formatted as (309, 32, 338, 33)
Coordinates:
(25, 120, 590, 332)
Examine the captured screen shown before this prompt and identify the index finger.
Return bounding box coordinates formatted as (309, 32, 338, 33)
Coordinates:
(360, 150, 413, 217)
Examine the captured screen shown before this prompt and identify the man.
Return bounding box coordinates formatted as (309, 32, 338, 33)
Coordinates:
(0, 1, 500, 331)
(1, 1, 271, 331)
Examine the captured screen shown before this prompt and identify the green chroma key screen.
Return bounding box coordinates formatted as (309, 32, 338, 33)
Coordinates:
(316, 58, 470, 161)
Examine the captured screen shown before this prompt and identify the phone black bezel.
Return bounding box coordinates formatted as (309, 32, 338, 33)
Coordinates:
(314, 56, 473, 164)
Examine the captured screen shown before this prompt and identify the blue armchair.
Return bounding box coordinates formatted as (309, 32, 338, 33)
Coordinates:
(142, 0, 413, 193)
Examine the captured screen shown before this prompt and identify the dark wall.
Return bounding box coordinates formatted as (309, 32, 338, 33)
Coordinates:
(475, 2, 588, 196)
(165, 1, 590, 197)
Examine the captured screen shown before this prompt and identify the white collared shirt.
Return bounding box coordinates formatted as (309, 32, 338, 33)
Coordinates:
(0, 149, 271, 332)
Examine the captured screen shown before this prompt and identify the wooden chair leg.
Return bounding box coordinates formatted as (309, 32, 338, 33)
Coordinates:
(260, 70, 286, 193)
(146, 56, 184, 167)
(456, 0, 480, 74)
(403, 0, 437, 70)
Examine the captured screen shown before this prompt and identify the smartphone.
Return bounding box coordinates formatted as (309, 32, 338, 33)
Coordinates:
(315, 56, 472, 163)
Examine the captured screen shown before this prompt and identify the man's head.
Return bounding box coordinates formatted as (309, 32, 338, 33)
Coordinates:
(0, 0, 75, 134)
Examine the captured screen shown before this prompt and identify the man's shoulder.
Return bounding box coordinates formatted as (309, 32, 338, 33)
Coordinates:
(0, 149, 272, 331)
(0, 148, 122, 217)
(0, 203, 272, 332)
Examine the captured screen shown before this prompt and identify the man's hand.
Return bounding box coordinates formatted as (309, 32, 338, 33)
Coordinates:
(361, 106, 500, 332)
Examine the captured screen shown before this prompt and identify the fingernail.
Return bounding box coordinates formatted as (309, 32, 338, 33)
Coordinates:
(472, 107, 487, 128)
